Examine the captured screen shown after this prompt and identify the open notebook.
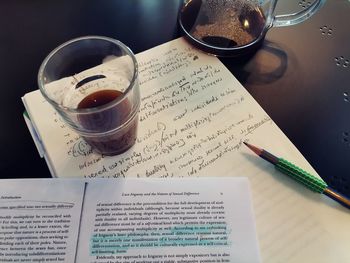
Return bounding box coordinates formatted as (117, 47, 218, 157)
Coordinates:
(22, 37, 350, 262)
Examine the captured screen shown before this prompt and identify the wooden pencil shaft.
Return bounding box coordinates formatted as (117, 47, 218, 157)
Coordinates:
(261, 150, 278, 165)
(323, 188, 350, 208)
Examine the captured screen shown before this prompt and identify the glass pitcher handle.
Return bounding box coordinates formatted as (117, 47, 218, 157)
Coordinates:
(273, 0, 326, 27)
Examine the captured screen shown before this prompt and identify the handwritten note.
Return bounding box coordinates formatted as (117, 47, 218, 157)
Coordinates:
(22, 38, 350, 262)
(23, 38, 273, 179)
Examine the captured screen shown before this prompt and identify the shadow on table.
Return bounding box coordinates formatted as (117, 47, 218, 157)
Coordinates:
(221, 41, 293, 86)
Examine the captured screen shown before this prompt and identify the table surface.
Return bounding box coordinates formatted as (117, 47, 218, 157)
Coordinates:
(0, 0, 349, 197)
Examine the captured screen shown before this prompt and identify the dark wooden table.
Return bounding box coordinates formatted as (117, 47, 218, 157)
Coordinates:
(0, 0, 349, 197)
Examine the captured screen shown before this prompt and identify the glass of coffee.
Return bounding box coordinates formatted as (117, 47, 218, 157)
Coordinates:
(179, 0, 326, 56)
(38, 36, 140, 156)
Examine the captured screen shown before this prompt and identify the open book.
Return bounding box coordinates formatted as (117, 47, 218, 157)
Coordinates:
(22, 38, 350, 262)
(0, 177, 260, 263)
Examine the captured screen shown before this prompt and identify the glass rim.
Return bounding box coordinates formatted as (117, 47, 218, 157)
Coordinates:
(37, 35, 139, 114)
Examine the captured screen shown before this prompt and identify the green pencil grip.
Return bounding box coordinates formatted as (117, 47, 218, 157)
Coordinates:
(276, 158, 327, 193)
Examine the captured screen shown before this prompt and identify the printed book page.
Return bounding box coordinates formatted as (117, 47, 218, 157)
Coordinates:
(22, 37, 350, 262)
(0, 179, 85, 262)
(0, 178, 260, 263)
(77, 177, 260, 263)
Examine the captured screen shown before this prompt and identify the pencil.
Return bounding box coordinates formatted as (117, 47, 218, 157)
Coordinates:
(244, 141, 350, 209)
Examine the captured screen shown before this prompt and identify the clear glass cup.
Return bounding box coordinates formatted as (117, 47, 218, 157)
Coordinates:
(179, 0, 326, 57)
(38, 36, 140, 156)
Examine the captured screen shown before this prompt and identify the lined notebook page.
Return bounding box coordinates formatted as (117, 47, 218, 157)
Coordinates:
(23, 38, 350, 262)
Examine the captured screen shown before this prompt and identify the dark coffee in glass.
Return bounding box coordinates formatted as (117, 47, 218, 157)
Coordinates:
(77, 90, 138, 156)
(38, 36, 140, 156)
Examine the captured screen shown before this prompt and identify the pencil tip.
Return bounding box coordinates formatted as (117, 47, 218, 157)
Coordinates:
(243, 141, 262, 156)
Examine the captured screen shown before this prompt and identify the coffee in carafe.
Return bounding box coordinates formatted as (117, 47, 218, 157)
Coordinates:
(179, 0, 326, 56)
(182, 0, 265, 47)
